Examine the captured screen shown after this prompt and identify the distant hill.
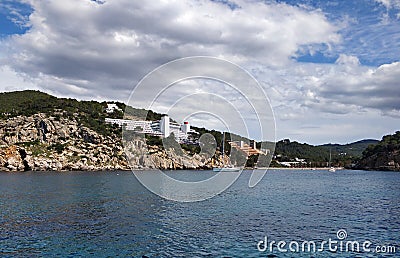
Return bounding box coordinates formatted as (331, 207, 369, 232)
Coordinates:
(0, 90, 246, 148)
(274, 139, 328, 163)
(0, 90, 118, 136)
(319, 139, 379, 157)
(273, 138, 379, 167)
(355, 131, 400, 171)
(0, 90, 390, 170)
(0, 90, 162, 136)
(0, 90, 225, 171)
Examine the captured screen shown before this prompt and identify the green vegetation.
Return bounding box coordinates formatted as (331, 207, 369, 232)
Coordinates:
(145, 135, 163, 146)
(28, 142, 51, 157)
(192, 127, 223, 148)
(163, 133, 183, 155)
(16, 140, 65, 156)
(16, 139, 41, 147)
(191, 126, 250, 154)
(124, 105, 162, 121)
(275, 139, 329, 163)
(181, 143, 200, 154)
(0, 90, 149, 137)
(47, 142, 66, 154)
(272, 139, 379, 167)
(2, 90, 392, 169)
(356, 131, 400, 171)
(0, 90, 58, 117)
(320, 139, 379, 157)
(245, 154, 258, 167)
(362, 132, 400, 157)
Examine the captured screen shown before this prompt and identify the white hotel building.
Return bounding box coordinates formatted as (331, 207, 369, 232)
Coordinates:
(105, 115, 194, 143)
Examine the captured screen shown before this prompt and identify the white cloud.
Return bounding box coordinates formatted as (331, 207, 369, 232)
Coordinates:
(375, 0, 400, 21)
(375, 0, 400, 9)
(276, 109, 400, 144)
(245, 54, 400, 143)
(1, 0, 399, 144)
(335, 54, 360, 66)
(2, 0, 340, 101)
(0, 65, 38, 92)
(264, 58, 400, 117)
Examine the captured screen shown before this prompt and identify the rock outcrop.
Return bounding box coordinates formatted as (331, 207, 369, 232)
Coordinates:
(0, 113, 224, 171)
(355, 150, 400, 171)
(355, 131, 400, 171)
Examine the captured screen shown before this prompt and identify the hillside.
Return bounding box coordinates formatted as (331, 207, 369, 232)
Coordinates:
(0, 90, 389, 171)
(355, 131, 400, 171)
(0, 90, 225, 171)
(320, 139, 379, 157)
(0, 90, 163, 136)
(272, 139, 379, 167)
(274, 139, 329, 165)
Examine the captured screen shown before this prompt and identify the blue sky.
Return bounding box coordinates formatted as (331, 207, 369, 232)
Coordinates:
(284, 0, 400, 66)
(0, 1, 31, 37)
(212, 0, 400, 66)
(3, 1, 399, 65)
(0, 0, 399, 144)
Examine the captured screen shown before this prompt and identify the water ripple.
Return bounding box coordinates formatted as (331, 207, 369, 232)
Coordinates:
(0, 170, 399, 257)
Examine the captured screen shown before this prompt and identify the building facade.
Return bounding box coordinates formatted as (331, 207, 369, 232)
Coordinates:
(105, 115, 195, 143)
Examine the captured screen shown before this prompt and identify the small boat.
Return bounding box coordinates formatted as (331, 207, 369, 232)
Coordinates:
(213, 132, 240, 172)
(213, 167, 240, 172)
(328, 148, 336, 172)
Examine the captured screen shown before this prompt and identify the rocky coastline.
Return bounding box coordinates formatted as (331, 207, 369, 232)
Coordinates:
(354, 151, 400, 171)
(0, 113, 224, 172)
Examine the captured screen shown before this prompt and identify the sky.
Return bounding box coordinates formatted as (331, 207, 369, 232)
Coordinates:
(0, 0, 399, 144)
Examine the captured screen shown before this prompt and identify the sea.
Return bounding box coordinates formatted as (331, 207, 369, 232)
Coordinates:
(0, 169, 399, 257)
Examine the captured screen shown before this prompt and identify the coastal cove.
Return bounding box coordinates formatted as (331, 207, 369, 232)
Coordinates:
(1, 91, 399, 172)
(1, 1, 400, 257)
(1, 169, 399, 257)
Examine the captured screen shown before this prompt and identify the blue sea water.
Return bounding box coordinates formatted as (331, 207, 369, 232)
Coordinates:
(0, 169, 399, 257)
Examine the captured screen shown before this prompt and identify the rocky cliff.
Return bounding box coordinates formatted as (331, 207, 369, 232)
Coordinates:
(356, 151, 400, 171)
(0, 113, 224, 171)
(355, 131, 400, 171)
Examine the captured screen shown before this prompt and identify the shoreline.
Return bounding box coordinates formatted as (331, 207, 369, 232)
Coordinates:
(0, 167, 349, 172)
(262, 167, 345, 170)
(2, 166, 399, 172)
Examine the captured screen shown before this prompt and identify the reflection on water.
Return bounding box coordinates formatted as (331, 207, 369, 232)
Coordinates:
(0, 170, 399, 257)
